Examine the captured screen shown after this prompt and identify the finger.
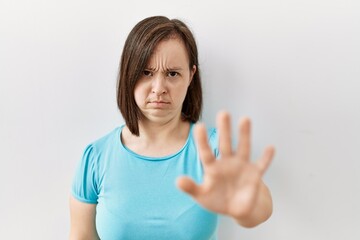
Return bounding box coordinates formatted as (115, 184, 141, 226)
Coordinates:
(217, 111, 233, 157)
(257, 145, 275, 175)
(176, 176, 202, 197)
(237, 117, 251, 161)
(194, 123, 216, 165)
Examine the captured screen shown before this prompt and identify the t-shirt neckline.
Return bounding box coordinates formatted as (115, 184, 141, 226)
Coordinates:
(117, 123, 194, 161)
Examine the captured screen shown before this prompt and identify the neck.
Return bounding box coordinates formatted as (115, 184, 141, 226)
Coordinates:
(121, 115, 191, 157)
(137, 116, 187, 143)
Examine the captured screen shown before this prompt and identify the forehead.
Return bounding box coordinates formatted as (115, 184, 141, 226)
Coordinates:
(147, 37, 189, 67)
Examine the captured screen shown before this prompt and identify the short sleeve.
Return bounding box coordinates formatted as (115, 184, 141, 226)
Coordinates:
(208, 128, 219, 158)
(71, 144, 99, 204)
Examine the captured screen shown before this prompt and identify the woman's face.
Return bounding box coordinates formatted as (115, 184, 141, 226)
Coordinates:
(134, 37, 196, 124)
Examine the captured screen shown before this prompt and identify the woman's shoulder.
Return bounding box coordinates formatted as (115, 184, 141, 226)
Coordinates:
(206, 127, 218, 152)
(85, 125, 123, 154)
(189, 123, 218, 155)
(206, 127, 217, 140)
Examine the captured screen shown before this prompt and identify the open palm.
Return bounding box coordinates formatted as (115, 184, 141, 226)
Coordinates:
(177, 111, 275, 219)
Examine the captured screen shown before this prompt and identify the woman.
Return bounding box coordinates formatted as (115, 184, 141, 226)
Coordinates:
(70, 16, 275, 240)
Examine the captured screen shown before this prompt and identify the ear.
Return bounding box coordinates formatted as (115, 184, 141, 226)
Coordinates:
(189, 65, 197, 85)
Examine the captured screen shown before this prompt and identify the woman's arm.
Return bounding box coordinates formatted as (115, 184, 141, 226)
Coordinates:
(233, 181, 273, 228)
(69, 196, 100, 240)
(177, 112, 275, 228)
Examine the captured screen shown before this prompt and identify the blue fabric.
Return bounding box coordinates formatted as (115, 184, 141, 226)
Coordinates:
(72, 123, 219, 240)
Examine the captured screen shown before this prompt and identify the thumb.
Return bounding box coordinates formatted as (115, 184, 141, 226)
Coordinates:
(176, 176, 201, 197)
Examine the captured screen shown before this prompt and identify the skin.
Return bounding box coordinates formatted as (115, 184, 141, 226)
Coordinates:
(134, 37, 195, 126)
(177, 112, 275, 227)
(69, 196, 100, 240)
(122, 37, 196, 157)
(69, 37, 274, 239)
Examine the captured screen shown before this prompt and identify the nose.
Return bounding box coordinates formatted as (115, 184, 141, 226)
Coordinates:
(152, 74, 167, 95)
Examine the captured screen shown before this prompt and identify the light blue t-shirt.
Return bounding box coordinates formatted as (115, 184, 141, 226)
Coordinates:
(72, 123, 219, 240)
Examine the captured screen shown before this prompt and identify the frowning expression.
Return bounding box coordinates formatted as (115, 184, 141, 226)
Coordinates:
(134, 37, 196, 123)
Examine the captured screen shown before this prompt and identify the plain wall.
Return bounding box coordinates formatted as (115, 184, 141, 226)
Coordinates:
(1, 0, 359, 239)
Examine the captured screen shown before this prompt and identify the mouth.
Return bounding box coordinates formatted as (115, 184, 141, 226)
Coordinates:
(147, 100, 170, 107)
(148, 99, 170, 104)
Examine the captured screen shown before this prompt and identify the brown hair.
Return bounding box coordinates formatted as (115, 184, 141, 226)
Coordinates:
(116, 16, 202, 136)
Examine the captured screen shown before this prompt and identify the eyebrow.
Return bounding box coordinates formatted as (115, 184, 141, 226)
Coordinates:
(144, 66, 184, 71)
(144, 67, 156, 71)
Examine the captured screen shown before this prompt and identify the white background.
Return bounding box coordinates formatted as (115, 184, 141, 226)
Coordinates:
(1, 0, 359, 239)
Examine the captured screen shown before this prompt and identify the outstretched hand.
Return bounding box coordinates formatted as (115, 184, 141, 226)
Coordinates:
(177, 111, 275, 223)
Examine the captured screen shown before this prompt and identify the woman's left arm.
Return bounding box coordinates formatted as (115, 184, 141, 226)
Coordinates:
(233, 180, 273, 227)
(177, 111, 275, 228)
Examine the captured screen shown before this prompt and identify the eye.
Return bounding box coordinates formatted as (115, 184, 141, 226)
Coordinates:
(167, 71, 178, 77)
(143, 70, 153, 77)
